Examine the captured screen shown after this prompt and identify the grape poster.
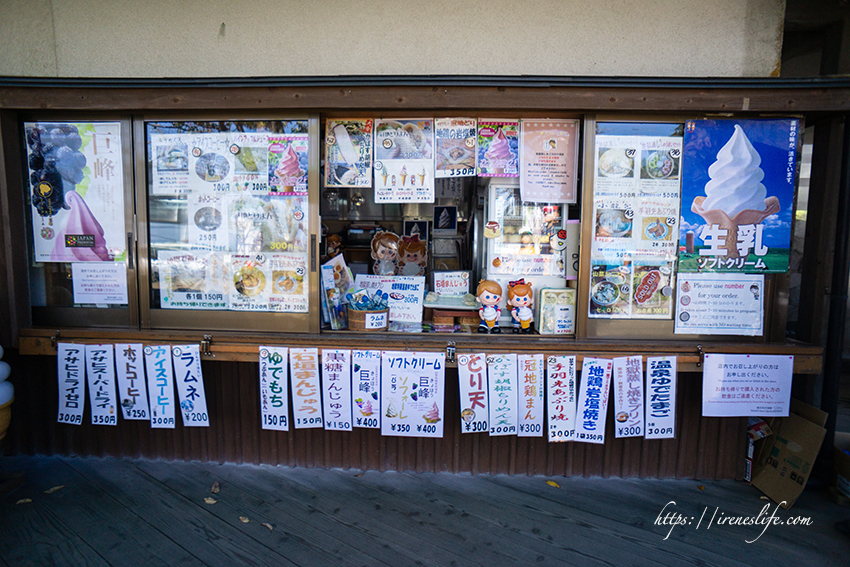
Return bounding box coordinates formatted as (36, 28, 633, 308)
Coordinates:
(25, 122, 126, 263)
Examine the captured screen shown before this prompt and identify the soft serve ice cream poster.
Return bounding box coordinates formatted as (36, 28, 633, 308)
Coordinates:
(679, 119, 799, 273)
(373, 119, 434, 203)
(478, 120, 519, 177)
(380, 351, 446, 438)
(26, 122, 126, 263)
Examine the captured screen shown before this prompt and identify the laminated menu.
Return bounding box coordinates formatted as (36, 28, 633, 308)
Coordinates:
(374, 119, 435, 203)
(477, 120, 519, 177)
(325, 119, 373, 187)
(434, 118, 476, 178)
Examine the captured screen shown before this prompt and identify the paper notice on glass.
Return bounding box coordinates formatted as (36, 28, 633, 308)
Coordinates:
(259, 346, 290, 431)
(144, 345, 176, 429)
(547, 355, 577, 442)
(374, 119, 434, 203)
(353, 274, 425, 323)
(171, 345, 210, 427)
(57, 343, 85, 425)
(325, 119, 373, 188)
(645, 356, 677, 439)
(269, 134, 308, 196)
(72, 262, 128, 304)
(457, 353, 489, 434)
(268, 253, 308, 313)
(187, 193, 228, 252)
(187, 133, 236, 193)
(487, 353, 518, 436)
(381, 351, 446, 438)
(85, 344, 118, 426)
(575, 358, 613, 444)
(157, 251, 228, 310)
(229, 255, 271, 311)
(674, 273, 764, 335)
(230, 132, 270, 192)
(517, 354, 544, 437)
(520, 119, 580, 203)
(612, 356, 644, 438)
(478, 120, 519, 177)
(150, 133, 190, 195)
(290, 348, 323, 429)
(114, 343, 150, 421)
(228, 193, 308, 255)
(702, 354, 793, 417)
(26, 121, 126, 263)
(436, 177, 464, 199)
(321, 350, 353, 431)
(435, 118, 477, 178)
(352, 350, 381, 429)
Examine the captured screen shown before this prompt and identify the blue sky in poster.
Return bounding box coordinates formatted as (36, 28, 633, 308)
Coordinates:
(679, 119, 798, 249)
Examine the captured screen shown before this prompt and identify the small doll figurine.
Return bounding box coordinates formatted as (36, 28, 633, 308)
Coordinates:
(370, 231, 399, 275)
(476, 279, 503, 334)
(397, 234, 428, 277)
(507, 279, 534, 334)
(326, 234, 342, 259)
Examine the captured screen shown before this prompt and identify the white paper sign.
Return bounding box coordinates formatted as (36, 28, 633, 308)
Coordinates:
(457, 353, 489, 434)
(675, 273, 764, 335)
(187, 133, 236, 193)
(702, 354, 793, 417)
(353, 274, 426, 323)
(144, 345, 176, 429)
(259, 346, 290, 431)
(613, 356, 644, 438)
(85, 344, 118, 426)
(114, 343, 150, 420)
(547, 355, 577, 442)
(290, 348, 323, 429)
(381, 351, 446, 438)
(352, 350, 381, 429)
(374, 119, 435, 203)
(366, 312, 388, 329)
(322, 350, 353, 431)
(575, 357, 613, 444)
(72, 263, 128, 304)
(171, 345, 210, 427)
(487, 353, 518, 436)
(432, 271, 470, 297)
(57, 343, 86, 425)
(517, 354, 544, 437)
(187, 192, 228, 252)
(645, 356, 677, 439)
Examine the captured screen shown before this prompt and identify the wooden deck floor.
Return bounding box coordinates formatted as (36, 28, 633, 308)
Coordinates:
(0, 455, 846, 567)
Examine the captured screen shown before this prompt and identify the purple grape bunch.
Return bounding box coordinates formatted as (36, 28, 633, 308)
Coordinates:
(26, 124, 86, 217)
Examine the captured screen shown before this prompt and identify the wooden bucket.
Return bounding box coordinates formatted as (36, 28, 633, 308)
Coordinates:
(347, 307, 389, 331)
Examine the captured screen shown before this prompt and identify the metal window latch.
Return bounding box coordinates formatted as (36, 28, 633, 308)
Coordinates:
(696, 344, 704, 368)
(200, 335, 215, 357)
(51, 330, 61, 350)
(446, 341, 456, 365)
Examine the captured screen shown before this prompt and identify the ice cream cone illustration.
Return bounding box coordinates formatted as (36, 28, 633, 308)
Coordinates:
(692, 196, 779, 258)
(419, 166, 426, 185)
(274, 143, 302, 192)
(377, 162, 388, 186)
(485, 127, 512, 175)
(400, 165, 408, 185)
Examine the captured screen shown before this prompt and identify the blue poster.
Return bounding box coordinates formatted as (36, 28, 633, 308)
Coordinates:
(678, 119, 798, 273)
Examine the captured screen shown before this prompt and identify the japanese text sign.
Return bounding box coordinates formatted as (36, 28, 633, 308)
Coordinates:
(322, 350, 353, 431)
(547, 355, 577, 442)
(645, 356, 677, 439)
(702, 354, 793, 417)
(290, 348, 323, 429)
(171, 345, 210, 427)
(259, 346, 290, 431)
(487, 354, 518, 436)
(115, 343, 150, 420)
(144, 345, 176, 429)
(613, 356, 644, 438)
(381, 351, 446, 438)
(85, 344, 118, 426)
(457, 353, 489, 434)
(57, 343, 85, 425)
(575, 358, 613, 444)
(352, 350, 381, 429)
(517, 354, 544, 437)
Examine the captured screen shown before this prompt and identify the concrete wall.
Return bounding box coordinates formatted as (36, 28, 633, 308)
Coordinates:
(0, 0, 785, 78)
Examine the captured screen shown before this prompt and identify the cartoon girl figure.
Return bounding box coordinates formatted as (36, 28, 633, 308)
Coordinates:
(397, 234, 428, 277)
(476, 280, 503, 334)
(326, 234, 342, 259)
(370, 231, 399, 275)
(507, 279, 534, 334)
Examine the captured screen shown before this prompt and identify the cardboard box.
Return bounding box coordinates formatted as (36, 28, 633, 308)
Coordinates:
(750, 399, 828, 509)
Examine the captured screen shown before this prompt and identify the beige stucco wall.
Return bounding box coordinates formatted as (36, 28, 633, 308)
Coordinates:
(0, 0, 785, 78)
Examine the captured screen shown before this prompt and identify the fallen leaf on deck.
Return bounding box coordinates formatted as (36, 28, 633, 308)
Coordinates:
(239, 516, 250, 523)
(261, 522, 273, 531)
(546, 480, 560, 488)
(43, 485, 64, 494)
(15, 498, 32, 505)
(211, 481, 220, 494)
(204, 497, 217, 504)
(354, 472, 364, 477)
(698, 485, 705, 491)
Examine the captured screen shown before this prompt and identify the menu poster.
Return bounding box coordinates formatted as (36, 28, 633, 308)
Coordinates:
(645, 356, 677, 439)
(374, 119, 435, 203)
(71, 263, 128, 305)
(520, 119, 580, 204)
(268, 253, 309, 313)
(85, 344, 118, 426)
(268, 134, 308, 196)
(630, 261, 675, 319)
(171, 345, 210, 427)
(612, 356, 644, 438)
(457, 353, 489, 434)
(259, 346, 290, 431)
(674, 273, 764, 336)
(114, 343, 151, 421)
(353, 274, 426, 323)
(434, 118, 477, 178)
(230, 132, 270, 192)
(589, 262, 631, 318)
(477, 120, 519, 177)
(187, 193, 228, 252)
(144, 345, 176, 429)
(678, 119, 799, 274)
(701, 354, 793, 417)
(26, 121, 126, 263)
(517, 354, 544, 438)
(187, 133, 236, 193)
(290, 348, 323, 429)
(157, 251, 228, 310)
(325, 119, 374, 187)
(487, 353, 518, 436)
(228, 193, 308, 255)
(321, 350, 353, 432)
(57, 343, 85, 425)
(381, 351, 446, 438)
(352, 350, 381, 429)
(150, 133, 190, 195)
(229, 255, 271, 311)
(574, 357, 613, 444)
(547, 355, 577, 442)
